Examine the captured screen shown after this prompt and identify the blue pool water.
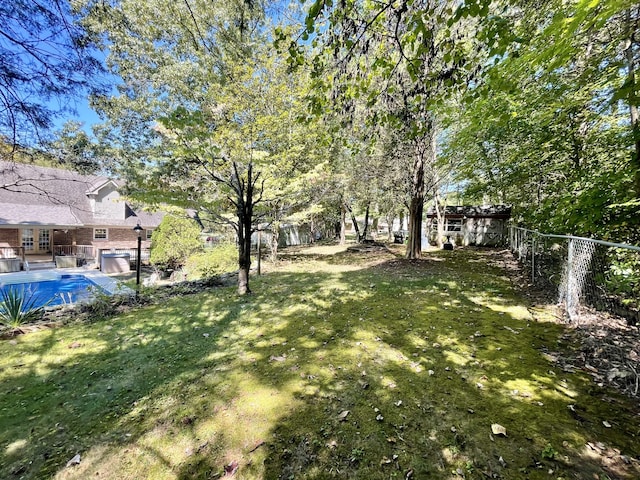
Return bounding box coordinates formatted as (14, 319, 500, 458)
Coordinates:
(0, 275, 105, 308)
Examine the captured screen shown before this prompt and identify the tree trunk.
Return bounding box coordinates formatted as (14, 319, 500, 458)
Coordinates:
(406, 138, 427, 259)
(360, 202, 371, 241)
(237, 210, 252, 295)
(406, 120, 437, 258)
(233, 162, 261, 296)
(339, 202, 347, 245)
(269, 218, 280, 263)
(434, 191, 446, 249)
(624, 8, 640, 197)
(346, 202, 361, 242)
(386, 212, 394, 242)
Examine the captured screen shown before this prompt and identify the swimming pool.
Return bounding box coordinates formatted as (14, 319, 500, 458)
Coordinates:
(0, 274, 106, 308)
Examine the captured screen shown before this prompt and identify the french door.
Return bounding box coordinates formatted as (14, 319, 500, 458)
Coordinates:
(21, 228, 51, 253)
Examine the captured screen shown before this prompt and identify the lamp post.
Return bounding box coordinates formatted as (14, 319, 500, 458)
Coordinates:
(133, 223, 143, 288)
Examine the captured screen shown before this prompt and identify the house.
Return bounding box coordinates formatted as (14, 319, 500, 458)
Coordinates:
(426, 205, 512, 247)
(0, 161, 163, 270)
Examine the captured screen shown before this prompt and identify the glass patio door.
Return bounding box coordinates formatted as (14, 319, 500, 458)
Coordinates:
(39, 229, 51, 252)
(21, 228, 51, 254)
(21, 229, 34, 252)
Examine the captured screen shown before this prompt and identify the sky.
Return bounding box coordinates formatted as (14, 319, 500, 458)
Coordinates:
(54, 96, 103, 135)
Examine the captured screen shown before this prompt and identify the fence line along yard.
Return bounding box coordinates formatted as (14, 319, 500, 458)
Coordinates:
(509, 226, 640, 324)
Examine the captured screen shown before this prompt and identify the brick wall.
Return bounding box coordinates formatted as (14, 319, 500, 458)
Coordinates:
(0, 229, 19, 248)
(73, 227, 144, 244)
(108, 228, 141, 242)
(53, 230, 73, 245)
(76, 228, 94, 245)
(54, 228, 151, 258)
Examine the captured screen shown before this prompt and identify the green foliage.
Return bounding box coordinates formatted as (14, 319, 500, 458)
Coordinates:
(442, 0, 639, 242)
(542, 443, 558, 460)
(81, 288, 132, 321)
(605, 249, 640, 304)
(0, 287, 47, 330)
(185, 243, 238, 280)
(150, 215, 203, 271)
(0, 0, 104, 153)
(47, 121, 102, 174)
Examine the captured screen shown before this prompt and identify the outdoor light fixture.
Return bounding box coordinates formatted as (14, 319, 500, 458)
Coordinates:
(133, 223, 143, 287)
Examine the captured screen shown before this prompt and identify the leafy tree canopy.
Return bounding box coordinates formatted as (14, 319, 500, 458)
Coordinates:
(0, 0, 104, 157)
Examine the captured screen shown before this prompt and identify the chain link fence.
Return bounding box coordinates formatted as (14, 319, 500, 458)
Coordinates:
(509, 226, 640, 324)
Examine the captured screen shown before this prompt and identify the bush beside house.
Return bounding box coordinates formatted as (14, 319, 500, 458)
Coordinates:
(185, 243, 238, 280)
(150, 215, 203, 273)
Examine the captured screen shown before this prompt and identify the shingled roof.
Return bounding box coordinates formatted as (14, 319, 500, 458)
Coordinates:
(0, 161, 163, 228)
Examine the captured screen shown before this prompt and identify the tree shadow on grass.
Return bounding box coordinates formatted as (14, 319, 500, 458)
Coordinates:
(0, 248, 638, 479)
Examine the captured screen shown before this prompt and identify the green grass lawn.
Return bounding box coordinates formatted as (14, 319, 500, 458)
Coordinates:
(1, 245, 638, 479)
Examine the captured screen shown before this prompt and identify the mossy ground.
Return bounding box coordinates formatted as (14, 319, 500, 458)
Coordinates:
(0, 244, 638, 479)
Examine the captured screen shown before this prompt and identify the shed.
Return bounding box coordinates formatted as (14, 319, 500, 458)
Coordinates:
(426, 205, 511, 247)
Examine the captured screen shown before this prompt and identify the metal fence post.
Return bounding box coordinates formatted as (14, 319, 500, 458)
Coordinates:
(531, 233, 536, 284)
(509, 225, 640, 323)
(566, 237, 575, 320)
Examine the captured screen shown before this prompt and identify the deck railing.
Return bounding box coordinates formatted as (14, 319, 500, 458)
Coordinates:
(0, 247, 25, 260)
(53, 245, 95, 259)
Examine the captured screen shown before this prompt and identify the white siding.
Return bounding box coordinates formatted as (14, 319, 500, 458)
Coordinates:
(93, 183, 125, 219)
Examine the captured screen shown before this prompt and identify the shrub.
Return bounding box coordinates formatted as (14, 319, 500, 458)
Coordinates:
(185, 243, 238, 280)
(0, 287, 48, 331)
(150, 214, 203, 271)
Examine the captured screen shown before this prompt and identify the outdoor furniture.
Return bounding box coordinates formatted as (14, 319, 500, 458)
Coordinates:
(0, 258, 21, 273)
(55, 255, 79, 268)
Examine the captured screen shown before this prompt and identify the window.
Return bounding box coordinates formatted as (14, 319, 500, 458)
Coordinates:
(146, 229, 153, 240)
(94, 228, 108, 240)
(38, 229, 50, 251)
(21, 229, 34, 251)
(446, 218, 463, 232)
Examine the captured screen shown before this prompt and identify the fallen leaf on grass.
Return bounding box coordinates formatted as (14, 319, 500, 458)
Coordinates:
(224, 460, 239, 476)
(491, 424, 507, 436)
(66, 454, 81, 467)
(269, 355, 286, 362)
(337, 410, 350, 421)
(68, 342, 83, 349)
(248, 440, 265, 453)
